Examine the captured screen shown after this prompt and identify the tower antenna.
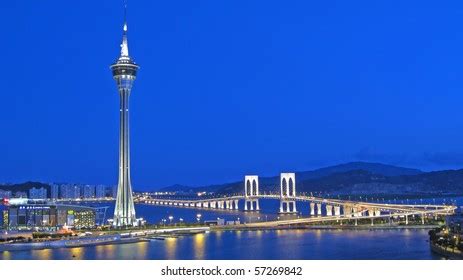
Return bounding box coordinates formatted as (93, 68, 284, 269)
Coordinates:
(123, 0, 128, 33)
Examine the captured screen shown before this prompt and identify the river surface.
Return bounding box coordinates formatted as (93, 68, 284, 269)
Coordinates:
(0, 196, 461, 260)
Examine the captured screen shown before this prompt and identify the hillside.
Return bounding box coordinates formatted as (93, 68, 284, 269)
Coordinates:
(159, 161, 427, 195)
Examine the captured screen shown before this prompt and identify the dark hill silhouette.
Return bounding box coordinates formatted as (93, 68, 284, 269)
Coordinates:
(159, 162, 428, 195)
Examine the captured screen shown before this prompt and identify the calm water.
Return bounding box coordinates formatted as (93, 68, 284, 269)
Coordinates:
(0, 229, 438, 260)
(0, 196, 461, 260)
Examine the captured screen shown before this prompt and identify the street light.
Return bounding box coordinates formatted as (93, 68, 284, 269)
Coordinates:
(168, 216, 173, 224)
(196, 213, 202, 223)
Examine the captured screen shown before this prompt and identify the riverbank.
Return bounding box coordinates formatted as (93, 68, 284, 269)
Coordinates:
(212, 223, 441, 231)
(0, 226, 210, 252)
(0, 235, 144, 252)
(430, 242, 463, 260)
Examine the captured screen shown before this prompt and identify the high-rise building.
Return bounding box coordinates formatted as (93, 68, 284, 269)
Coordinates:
(29, 187, 47, 199)
(60, 184, 81, 200)
(0, 190, 12, 199)
(111, 6, 138, 227)
(14, 191, 28, 198)
(95, 185, 107, 199)
(50, 184, 59, 200)
(82, 185, 95, 199)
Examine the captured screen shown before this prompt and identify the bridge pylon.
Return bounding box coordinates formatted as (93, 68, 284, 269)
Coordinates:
(279, 173, 297, 214)
(244, 175, 260, 211)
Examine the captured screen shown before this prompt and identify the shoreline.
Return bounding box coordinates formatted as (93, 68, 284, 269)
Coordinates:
(212, 224, 440, 231)
(430, 242, 463, 260)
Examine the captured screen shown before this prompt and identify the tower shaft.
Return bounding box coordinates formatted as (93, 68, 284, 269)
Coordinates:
(113, 83, 136, 227)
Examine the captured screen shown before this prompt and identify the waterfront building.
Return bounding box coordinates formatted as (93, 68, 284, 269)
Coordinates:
(3, 204, 99, 230)
(29, 187, 47, 200)
(82, 185, 95, 199)
(111, 6, 139, 227)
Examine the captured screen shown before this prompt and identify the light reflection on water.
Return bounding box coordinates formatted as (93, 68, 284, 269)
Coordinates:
(0, 229, 438, 260)
(165, 238, 177, 260)
(193, 234, 205, 260)
(32, 248, 52, 260)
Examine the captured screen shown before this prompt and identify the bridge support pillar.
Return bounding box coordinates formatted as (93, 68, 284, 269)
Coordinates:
(326, 205, 333, 216)
(244, 175, 260, 212)
(234, 200, 239, 210)
(280, 200, 297, 214)
(405, 214, 409, 225)
(421, 214, 425, 225)
(375, 209, 381, 216)
(310, 203, 315, 216)
(245, 199, 259, 211)
(317, 203, 322, 215)
(334, 206, 341, 216)
(368, 208, 374, 217)
(343, 206, 350, 217)
(279, 173, 297, 214)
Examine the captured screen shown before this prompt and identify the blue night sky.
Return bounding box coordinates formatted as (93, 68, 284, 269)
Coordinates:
(3, 1, 463, 189)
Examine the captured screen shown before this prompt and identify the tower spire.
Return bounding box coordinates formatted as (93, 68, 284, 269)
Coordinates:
(120, 0, 129, 58)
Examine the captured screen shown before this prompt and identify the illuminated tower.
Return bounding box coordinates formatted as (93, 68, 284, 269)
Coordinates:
(111, 6, 139, 227)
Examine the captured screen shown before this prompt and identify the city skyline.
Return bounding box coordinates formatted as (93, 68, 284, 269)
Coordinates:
(3, 1, 463, 188)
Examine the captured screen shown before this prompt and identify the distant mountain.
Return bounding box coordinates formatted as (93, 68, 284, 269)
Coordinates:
(159, 162, 425, 195)
(157, 184, 196, 193)
(294, 162, 422, 181)
(296, 169, 463, 196)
